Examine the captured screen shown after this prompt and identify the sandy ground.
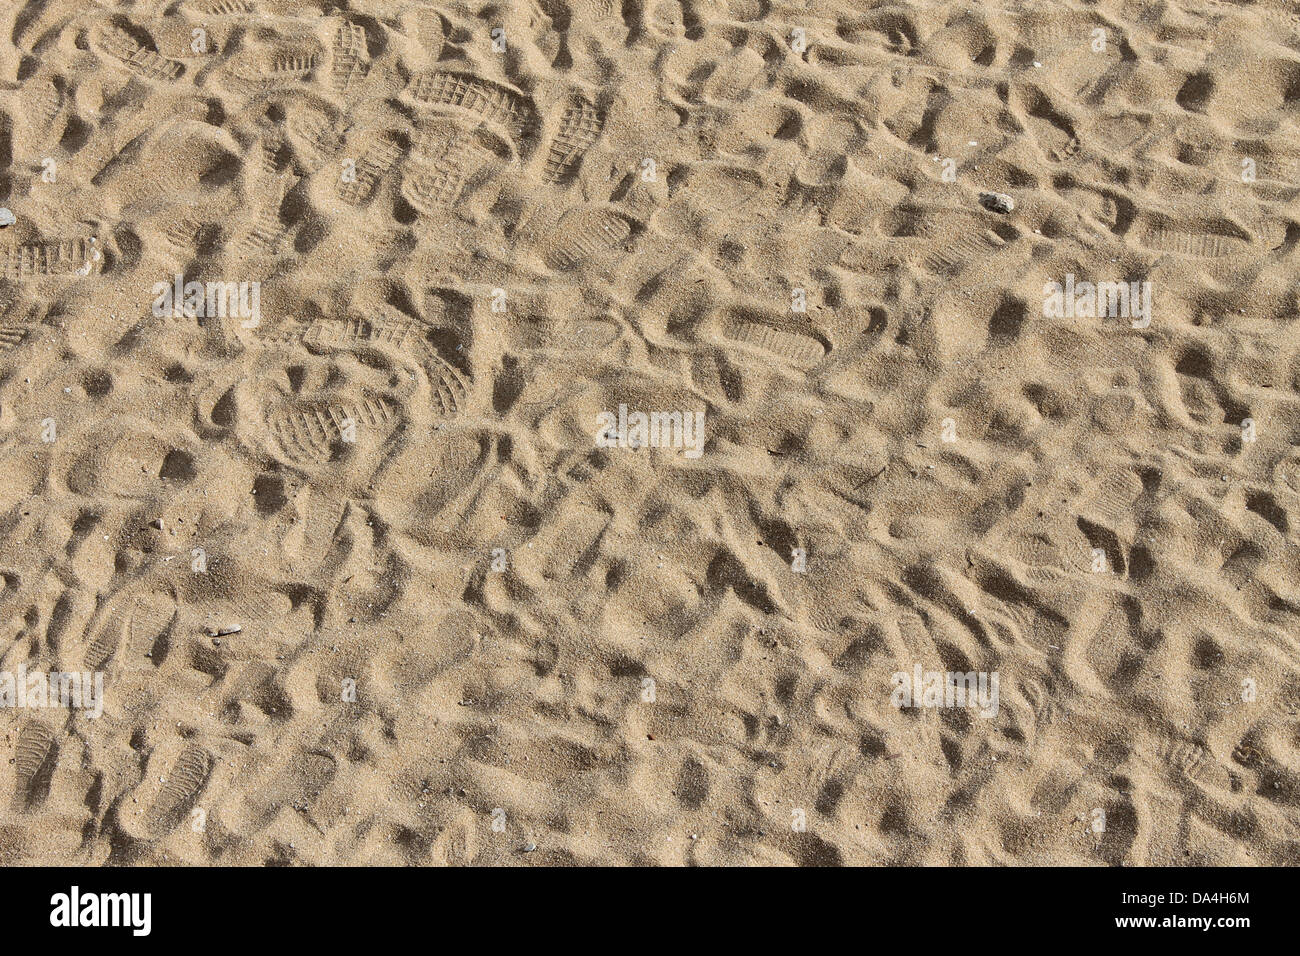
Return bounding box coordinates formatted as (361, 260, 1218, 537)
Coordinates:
(0, 0, 1298, 866)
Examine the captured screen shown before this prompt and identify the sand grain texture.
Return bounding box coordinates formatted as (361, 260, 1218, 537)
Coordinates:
(0, 0, 1298, 865)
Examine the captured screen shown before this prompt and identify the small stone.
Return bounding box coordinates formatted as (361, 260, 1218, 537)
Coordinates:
(206, 624, 241, 637)
(521, 842, 537, 853)
(978, 191, 1014, 214)
(0, 209, 14, 228)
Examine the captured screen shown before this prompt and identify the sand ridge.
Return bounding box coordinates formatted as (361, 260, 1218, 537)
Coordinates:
(0, 0, 1298, 865)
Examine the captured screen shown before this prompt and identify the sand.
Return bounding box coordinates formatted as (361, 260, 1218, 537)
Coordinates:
(0, 0, 1298, 866)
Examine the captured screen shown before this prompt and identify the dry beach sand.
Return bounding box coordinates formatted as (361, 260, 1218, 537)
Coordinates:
(1, 0, 1299, 866)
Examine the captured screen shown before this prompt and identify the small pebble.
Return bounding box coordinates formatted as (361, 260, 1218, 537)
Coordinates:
(0, 208, 14, 228)
(978, 191, 1015, 214)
